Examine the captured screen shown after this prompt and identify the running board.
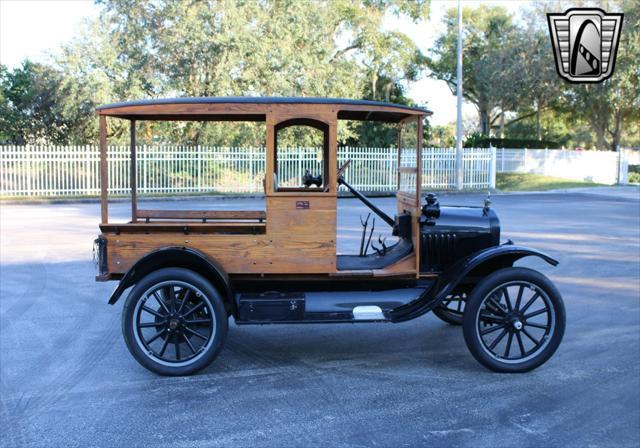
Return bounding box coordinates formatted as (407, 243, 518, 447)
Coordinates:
(235, 283, 433, 324)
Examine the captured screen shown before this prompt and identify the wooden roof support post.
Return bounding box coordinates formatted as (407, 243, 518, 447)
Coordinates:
(265, 114, 275, 194)
(99, 115, 108, 224)
(416, 117, 423, 207)
(396, 124, 402, 191)
(130, 120, 138, 222)
(415, 117, 424, 278)
(328, 117, 337, 193)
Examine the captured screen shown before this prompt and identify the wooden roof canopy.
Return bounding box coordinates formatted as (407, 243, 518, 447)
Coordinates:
(96, 96, 432, 123)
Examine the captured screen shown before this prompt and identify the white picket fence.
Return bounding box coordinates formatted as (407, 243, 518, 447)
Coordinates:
(496, 148, 632, 184)
(0, 145, 496, 197)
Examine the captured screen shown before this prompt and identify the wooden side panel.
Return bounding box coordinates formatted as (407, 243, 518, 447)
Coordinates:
(104, 195, 337, 275)
(106, 234, 271, 274)
(266, 195, 336, 272)
(397, 191, 420, 279)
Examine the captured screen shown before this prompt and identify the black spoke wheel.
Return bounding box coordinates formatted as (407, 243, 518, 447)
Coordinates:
(122, 268, 228, 376)
(433, 293, 467, 325)
(463, 267, 565, 373)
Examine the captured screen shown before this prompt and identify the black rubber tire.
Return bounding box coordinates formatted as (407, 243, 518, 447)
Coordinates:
(433, 294, 466, 325)
(462, 267, 565, 373)
(122, 267, 228, 376)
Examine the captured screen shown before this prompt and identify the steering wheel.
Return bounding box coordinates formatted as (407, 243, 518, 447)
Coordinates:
(337, 159, 352, 180)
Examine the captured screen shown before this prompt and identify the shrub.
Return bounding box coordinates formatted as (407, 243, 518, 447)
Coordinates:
(464, 133, 559, 149)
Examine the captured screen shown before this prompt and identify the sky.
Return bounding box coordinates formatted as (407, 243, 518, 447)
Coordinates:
(0, 0, 528, 126)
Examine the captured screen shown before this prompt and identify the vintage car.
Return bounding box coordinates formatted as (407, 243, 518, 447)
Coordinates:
(94, 97, 565, 376)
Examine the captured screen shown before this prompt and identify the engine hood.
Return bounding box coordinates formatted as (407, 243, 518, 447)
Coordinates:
(419, 205, 501, 273)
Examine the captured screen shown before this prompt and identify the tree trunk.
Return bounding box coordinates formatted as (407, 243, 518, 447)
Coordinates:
(479, 107, 490, 135)
(371, 73, 378, 101)
(609, 112, 623, 152)
(593, 122, 607, 150)
(383, 82, 392, 102)
(536, 101, 541, 141)
(499, 102, 505, 139)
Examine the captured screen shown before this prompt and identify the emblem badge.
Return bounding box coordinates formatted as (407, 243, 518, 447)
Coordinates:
(547, 8, 623, 83)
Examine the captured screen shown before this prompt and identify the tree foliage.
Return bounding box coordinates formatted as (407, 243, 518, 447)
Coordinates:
(55, 0, 429, 145)
(558, 0, 639, 150)
(430, 6, 519, 135)
(3, 0, 637, 150)
(0, 62, 76, 144)
(429, 0, 639, 150)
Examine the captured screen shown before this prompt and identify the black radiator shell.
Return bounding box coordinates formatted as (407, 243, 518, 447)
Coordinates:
(420, 206, 500, 273)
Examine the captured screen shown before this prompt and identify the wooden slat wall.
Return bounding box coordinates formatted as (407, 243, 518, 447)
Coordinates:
(265, 195, 336, 272)
(105, 195, 336, 274)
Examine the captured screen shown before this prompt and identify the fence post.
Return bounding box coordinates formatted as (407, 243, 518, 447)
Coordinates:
(388, 146, 394, 192)
(501, 148, 505, 172)
(25, 145, 32, 196)
(197, 145, 202, 192)
(490, 146, 497, 189)
(616, 145, 628, 185)
(248, 147, 254, 192)
(544, 148, 548, 175)
(141, 145, 146, 194)
(523, 147, 528, 172)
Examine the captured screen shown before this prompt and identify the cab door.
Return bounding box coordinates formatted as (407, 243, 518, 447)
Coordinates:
(264, 113, 338, 274)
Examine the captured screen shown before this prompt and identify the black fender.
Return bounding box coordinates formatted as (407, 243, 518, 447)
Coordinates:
(107, 247, 234, 315)
(434, 244, 558, 302)
(389, 244, 558, 322)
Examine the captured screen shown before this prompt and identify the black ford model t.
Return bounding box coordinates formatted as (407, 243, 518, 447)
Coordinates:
(94, 97, 565, 376)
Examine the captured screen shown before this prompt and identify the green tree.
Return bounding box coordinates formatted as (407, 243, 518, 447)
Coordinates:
(559, 0, 639, 150)
(0, 61, 73, 144)
(430, 5, 518, 135)
(427, 123, 455, 147)
(58, 0, 430, 145)
(502, 20, 563, 141)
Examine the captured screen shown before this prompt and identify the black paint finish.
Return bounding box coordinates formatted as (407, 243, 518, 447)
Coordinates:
(419, 206, 501, 273)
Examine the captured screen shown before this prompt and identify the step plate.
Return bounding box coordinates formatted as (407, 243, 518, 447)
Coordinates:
(352, 305, 385, 320)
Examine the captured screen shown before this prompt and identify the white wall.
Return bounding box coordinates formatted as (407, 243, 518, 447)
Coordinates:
(496, 148, 630, 185)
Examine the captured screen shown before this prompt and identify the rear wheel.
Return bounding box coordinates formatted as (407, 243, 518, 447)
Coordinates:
(433, 293, 467, 325)
(122, 268, 228, 376)
(462, 267, 565, 373)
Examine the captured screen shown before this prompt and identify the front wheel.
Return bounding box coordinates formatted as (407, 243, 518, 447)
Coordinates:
(463, 267, 565, 373)
(122, 268, 228, 376)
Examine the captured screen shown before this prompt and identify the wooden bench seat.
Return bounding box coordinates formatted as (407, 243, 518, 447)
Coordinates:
(137, 209, 266, 222)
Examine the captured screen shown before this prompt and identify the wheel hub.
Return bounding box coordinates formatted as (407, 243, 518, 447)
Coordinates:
(505, 312, 524, 332)
(169, 317, 180, 331)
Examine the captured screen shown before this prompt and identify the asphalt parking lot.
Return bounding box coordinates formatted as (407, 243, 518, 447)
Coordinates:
(1, 189, 639, 447)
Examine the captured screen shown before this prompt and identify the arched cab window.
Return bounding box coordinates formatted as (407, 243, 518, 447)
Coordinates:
(274, 118, 329, 192)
